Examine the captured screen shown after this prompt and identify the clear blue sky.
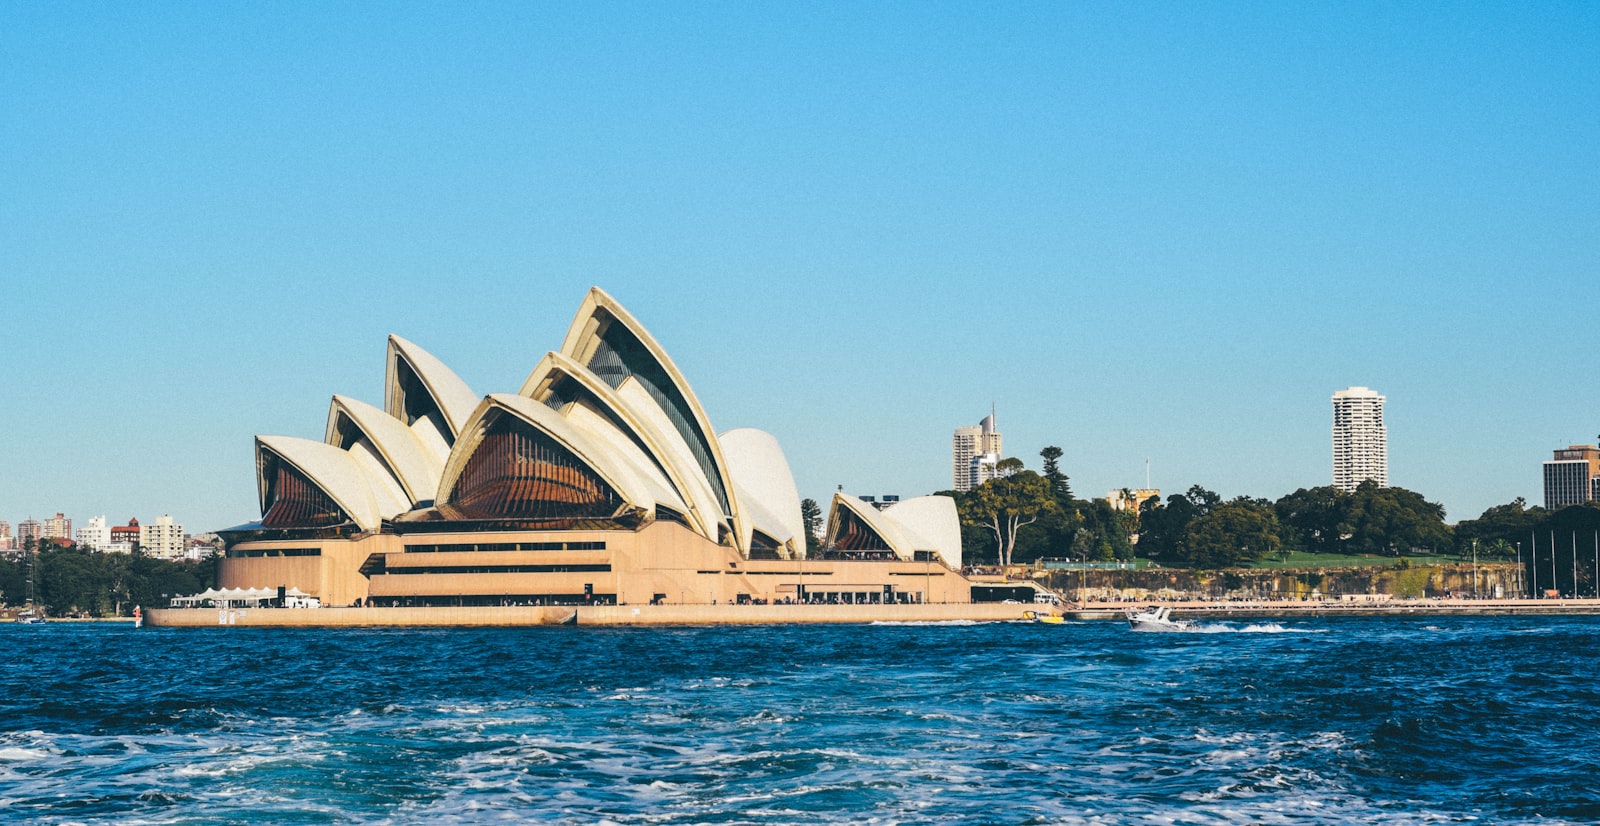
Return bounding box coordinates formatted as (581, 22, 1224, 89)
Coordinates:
(2, 3, 1596, 533)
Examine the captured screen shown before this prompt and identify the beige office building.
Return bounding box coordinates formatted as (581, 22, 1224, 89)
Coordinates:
(1543, 445, 1600, 509)
(42, 513, 72, 542)
(141, 514, 186, 559)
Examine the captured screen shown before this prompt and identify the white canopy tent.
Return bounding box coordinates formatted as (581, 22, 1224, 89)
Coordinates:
(169, 586, 317, 608)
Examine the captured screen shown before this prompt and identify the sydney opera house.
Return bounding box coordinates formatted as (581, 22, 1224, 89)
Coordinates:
(217, 288, 971, 609)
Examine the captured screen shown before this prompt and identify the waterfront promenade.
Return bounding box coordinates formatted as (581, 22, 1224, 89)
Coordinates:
(144, 602, 1038, 628)
(138, 596, 1600, 628)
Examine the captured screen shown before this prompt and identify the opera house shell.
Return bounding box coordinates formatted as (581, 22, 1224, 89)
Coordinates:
(219, 288, 970, 608)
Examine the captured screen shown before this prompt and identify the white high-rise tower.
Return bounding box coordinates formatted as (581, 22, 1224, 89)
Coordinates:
(951, 406, 1002, 492)
(1332, 386, 1387, 492)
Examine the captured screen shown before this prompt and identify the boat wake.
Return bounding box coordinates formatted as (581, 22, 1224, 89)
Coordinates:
(1193, 622, 1328, 634)
(869, 619, 997, 627)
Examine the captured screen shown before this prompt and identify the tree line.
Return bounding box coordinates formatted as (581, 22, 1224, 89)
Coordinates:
(942, 446, 1593, 569)
(0, 538, 218, 617)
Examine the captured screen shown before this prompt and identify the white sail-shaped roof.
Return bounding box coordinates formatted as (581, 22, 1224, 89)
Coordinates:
(521, 351, 723, 542)
(825, 492, 914, 560)
(325, 395, 445, 506)
(438, 394, 661, 520)
(383, 335, 478, 456)
(720, 428, 804, 558)
(255, 435, 390, 532)
(557, 287, 748, 551)
(882, 496, 962, 569)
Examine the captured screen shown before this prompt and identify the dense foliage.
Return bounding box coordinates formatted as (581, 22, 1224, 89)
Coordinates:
(941, 446, 1600, 572)
(0, 540, 217, 617)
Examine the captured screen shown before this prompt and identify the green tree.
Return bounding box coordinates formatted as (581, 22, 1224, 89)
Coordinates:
(1454, 497, 1547, 554)
(1274, 486, 1351, 553)
(1039, 446, 1073, 499)
(1136, 493, 1202, 564)
(1342, 481, 1450, 555)
(959, 470, 1060, 567)
(1074, 498, 1133, 562)
(995, 457, 1026, 478)
(1181, 500, 1282, 568)
(799, 498, 823, 556)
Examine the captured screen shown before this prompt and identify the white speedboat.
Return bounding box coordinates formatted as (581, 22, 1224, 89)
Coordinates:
(1125, 605, 1197, 632)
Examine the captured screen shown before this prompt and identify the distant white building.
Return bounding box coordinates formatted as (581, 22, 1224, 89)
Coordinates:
(1332, 386, 1388, 492)
(1106, 489, 1161, 512)
(75, 516, 112, 552)
(952, 409, 1002, 492)
(140, 514, 185, 559)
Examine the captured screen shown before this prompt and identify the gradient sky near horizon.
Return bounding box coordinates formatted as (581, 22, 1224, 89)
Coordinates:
(3, 3, 1596, 533)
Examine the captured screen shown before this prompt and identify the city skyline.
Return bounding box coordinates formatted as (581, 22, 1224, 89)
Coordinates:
(2, 4, 1596, 531)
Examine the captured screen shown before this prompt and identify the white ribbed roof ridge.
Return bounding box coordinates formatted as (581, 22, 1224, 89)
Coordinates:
(556, 287, 748, 552)
(254, 435, 385, 532)
(384, 335, 479, 440)
(719, 428, 804, 558)
(324, 395, 444, 505)
(882, 495, 962, 569)
(437, 394, 660, 519)
(519, 351, 718, 540)
(826, 492, 914, 560)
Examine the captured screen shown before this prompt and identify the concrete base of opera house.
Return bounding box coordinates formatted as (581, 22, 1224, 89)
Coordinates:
(146, 602, 1038, 628)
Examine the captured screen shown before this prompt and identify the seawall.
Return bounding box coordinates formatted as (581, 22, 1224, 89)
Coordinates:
(1041, 563, 1521, 601)
(146, 602, 1037, 628)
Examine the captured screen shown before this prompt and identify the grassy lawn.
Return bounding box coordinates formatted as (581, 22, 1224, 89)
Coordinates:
(1245, 551, 1466, 570)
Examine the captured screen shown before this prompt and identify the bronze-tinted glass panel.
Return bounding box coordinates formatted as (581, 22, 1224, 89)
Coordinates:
(830, 507, 892, 551)
(259, 453, 352, 529)
(445, 412, 627, 521)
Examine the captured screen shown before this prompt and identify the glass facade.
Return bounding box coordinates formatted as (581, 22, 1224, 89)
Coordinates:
(443, 411, 626, 522)
(258, 452, 352, 529)
(830, 507, 891, 552)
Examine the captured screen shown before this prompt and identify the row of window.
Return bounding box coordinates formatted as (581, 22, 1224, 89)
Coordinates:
(384, 564, 612, 575)
(227, 547, 322, 558)
(404, 541, 607, 553)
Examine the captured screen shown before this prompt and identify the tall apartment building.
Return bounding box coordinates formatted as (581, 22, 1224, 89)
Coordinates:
(139, 514, 185, 559)
(42, 512, 72, 542)
(16, 517, 43, 548)
(75, 516, 112, 552)
(0, 520, 11, 552)
(1332, 386, 1388, 492)
(1543, 445, 1600, 509)
(952, 409, 1003, 492)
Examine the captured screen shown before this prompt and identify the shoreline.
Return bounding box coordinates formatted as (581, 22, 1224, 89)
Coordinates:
(1068, 597, 1600, 620)
(136, 597, 1600, 628)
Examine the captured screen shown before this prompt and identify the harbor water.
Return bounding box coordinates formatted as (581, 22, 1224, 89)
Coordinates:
(3, 615, 1599, 824)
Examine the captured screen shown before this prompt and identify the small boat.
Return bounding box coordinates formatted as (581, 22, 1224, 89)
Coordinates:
(1125, 605, 1197, 632)
(15, 608, 46, 625)
(1023, 610, 1065, 624)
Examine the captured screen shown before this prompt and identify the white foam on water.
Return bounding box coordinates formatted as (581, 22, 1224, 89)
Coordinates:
(869, 619, 993, 626)
(1192, 622, 1329, 634)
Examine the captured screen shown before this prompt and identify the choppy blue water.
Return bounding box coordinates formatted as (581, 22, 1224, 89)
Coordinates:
(3, 616, 1599, 824)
